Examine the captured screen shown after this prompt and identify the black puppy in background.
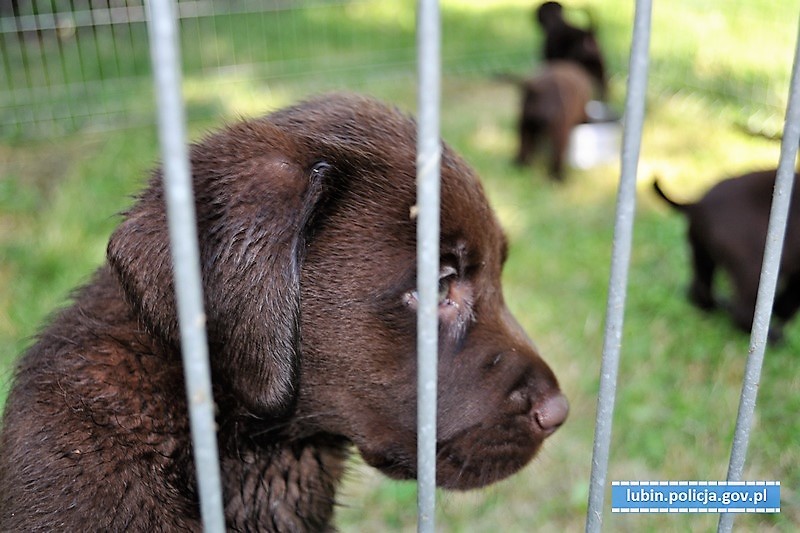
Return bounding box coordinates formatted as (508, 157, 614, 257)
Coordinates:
(653, 169, 800, 340)
(535, 1, 608, 99)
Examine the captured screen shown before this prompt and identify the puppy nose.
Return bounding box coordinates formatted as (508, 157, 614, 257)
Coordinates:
(533, 392, 569, 434)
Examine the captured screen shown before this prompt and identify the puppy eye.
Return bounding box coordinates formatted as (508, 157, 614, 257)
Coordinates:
(311, 161, 331, 176)
(438, 266, 457, 305)
(403, 266, 459, 309)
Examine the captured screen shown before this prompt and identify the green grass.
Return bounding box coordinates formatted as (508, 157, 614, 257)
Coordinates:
(1, 0, 799, 531)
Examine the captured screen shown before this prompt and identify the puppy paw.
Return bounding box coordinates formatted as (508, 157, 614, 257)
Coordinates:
(688, 289, 716, 311)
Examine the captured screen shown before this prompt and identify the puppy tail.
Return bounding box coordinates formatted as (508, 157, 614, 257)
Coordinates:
(652, 178, 689, 211)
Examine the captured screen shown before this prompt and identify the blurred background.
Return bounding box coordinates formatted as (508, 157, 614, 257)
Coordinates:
(1, 0, 797, 530)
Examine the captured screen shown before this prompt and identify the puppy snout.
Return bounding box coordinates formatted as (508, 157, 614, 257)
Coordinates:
(532, 392, 569, 435)
(502, 354, 568, 436)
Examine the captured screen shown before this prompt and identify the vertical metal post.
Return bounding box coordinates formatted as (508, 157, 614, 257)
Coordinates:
(416, 0, 441, 531)
(717, 16, 800, 533)
(145, 1, 226, 531)
(585, 0, 652, 530)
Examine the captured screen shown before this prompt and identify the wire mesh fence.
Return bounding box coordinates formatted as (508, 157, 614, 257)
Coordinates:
(2, 0, 794, 141)
(1, 0, 534, 139)
(3, 0, 407, 137)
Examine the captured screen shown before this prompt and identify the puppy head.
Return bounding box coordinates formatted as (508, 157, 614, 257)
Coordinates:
(108, 93, 566, 489)
(536, 1, 564, 28)
(280, 95, 568, 489)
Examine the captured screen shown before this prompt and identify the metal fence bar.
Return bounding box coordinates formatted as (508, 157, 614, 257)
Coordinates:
(717, 15, 800, 533)
(145, 0, 226, 530)
(415, 0, 441, 531)
(585, 0, 653, 530)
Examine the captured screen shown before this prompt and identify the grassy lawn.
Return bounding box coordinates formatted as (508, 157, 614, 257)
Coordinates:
(1, 0, 798, 531)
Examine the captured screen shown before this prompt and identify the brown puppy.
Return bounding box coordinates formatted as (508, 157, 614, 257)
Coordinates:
(512, 61, 593, 181)
(536, 1, 608, 99)
(654, 169, 800, 339)
(0, 94, 568, 531)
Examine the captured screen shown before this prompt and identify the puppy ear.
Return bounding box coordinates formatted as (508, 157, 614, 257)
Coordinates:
(107, 125, 328, 416)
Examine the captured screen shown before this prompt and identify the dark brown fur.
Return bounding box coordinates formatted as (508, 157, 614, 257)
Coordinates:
(513, 62, 593, 181)
(536, 1, 608, 99)
(653, 169, 800, 339)
(0, 94, 568, 531)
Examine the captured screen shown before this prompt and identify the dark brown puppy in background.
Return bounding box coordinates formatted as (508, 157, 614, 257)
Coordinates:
(510, 61, 593, 181)
(653, 169, 800, 340)
(0, 94, 568, 531)
(536, 1, 608, 99)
